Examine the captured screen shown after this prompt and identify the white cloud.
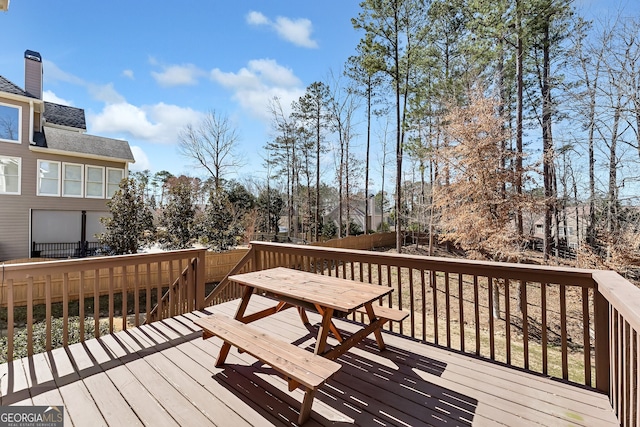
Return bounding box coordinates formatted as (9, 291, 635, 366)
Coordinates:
(122, 69, 134, 79)
(42, 60, 85, 85)
(273, 16, 318, 48)
(88, 102, 204, 144)
(87, 83, 126, 104)
(42, 90, 74, 106)
(246, 10, 268, 25)
(151, 64, 205, 87)
(211, 59, 304, 121)
(246, 11, 318, 48)
(128, 146, 150, 171)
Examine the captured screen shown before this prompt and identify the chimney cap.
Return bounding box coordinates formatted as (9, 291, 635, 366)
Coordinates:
(24, 50, 42, 62)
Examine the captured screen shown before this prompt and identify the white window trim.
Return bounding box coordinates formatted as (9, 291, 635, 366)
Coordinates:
(0, 102, 21, 144)
(0, 155, 21, 195)
(37, 159, 61, 197)
(106, 167, 124, 199)
(62, 162, 84, 198)
(85, 165, 105, 199)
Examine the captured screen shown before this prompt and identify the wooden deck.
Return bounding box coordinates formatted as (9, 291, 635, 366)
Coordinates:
(0, 296, 618, 427)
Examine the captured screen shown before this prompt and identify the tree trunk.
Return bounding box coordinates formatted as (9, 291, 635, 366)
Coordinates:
(542, 19, 554, 261)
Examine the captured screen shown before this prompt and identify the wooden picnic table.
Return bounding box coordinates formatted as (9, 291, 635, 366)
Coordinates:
(196, 267, 407, 424)
(222, 267, 399, 360)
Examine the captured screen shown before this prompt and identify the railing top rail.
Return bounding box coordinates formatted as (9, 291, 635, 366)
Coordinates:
(249, 241, 597, 286)
(593, 270, 640, 331)
(1, 248, 207, 280)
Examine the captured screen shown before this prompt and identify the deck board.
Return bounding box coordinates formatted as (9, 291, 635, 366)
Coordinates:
(0, 295, 619, 427)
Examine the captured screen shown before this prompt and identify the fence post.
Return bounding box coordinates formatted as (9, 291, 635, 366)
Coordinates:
(594, 288, 610, 395)
(195, 249, 206, 310)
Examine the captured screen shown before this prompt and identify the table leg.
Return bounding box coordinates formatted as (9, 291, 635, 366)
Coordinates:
(314, 308, 334, 355)
(364, 302, 386, 350)
(233, 285, 254, 321)
(297, 306, 310, 324)
(314, 304, 344, 342)
(215, 342, 231, 367)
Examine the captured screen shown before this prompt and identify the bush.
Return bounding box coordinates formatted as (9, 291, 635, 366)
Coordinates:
(0, 317, 110, 363)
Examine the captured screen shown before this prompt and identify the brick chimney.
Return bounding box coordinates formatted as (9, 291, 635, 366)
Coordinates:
(24, 50, 42, 99)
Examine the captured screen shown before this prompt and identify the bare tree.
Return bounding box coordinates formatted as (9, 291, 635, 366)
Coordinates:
(328, 71, 360, 237)
(178, 110, 243, 192)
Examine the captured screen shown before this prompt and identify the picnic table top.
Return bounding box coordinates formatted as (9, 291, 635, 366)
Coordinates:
(228, 267, 393, 312)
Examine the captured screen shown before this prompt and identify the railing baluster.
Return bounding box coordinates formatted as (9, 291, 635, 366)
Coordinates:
(421, 269, 426, 342)
(474, 275, 480, 356)
(46, 275, 52, 352)
(79, 271, 85, 342)
(7, 279, 14, 362)
(396, 266, 402, 334)
(109, 267, 114, 334)
(94, 269, 99, 338)
(505, 278, 511, 365)
(168, 261, 175, 318)
(459, 274, 464, 352)
(409, 268, 415, 338)
(542, 282, 548, 375)
(521, 281, 529, 370)
(612, 308, 619, 415)
(624, 320, 631, 426)
(27, 276, 33, 357)
(134, 265, 140, 327)
(156, 261, 163, 322)
(560, 284, 568, 380)
(122, 266, 128, 331)
(432, 270, 438, 345)
(582, 286, 591, 386)
(488, 276, 495, 360)
(146, 263, 151, 323)
(63, 273, 69, 347)
(631, 330, 640, 425)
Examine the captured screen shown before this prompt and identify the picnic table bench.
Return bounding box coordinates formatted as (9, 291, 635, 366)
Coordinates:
(195, 314, 341, 424)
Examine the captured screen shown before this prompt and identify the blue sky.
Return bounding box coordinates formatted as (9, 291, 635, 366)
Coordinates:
(0, 1, 362, 182)
(1, 0, 639, 192)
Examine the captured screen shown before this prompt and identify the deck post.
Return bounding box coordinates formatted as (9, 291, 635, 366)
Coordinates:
(195, 249, 206, 310)
(594, 288, 610, 395)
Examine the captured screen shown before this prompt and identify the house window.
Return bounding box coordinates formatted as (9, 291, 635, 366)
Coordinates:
(86, 166, 104, 198)
(37, 160, 60, 196)
(0, 103, 20, 144)
(62, 163, 83, 197)
(106, 168, 124, 198)
(535, 224, 543, 232)
(0, 156, 21, 194)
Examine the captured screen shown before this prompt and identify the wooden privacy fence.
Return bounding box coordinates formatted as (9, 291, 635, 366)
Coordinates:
(207, 241, 640, 427)
(0, 249, 206, 362)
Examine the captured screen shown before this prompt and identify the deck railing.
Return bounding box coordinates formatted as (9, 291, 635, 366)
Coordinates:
(206, 241, 640, 427)
(0, 249, 206, 362)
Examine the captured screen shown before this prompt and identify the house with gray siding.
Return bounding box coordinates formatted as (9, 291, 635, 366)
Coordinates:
(0, 50, 135, 261)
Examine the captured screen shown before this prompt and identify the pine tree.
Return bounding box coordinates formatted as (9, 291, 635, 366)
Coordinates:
(99, 178, 154, 255)
(160, 176, 195, 249)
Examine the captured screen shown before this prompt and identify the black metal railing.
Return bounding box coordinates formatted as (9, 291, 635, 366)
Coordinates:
(31, 241, 102, 259)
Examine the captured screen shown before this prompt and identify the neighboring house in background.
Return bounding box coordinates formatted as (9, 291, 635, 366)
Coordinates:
(528, 205, 590, 249)
(0, 50, 135, 261)
(324, 196, 387, 233)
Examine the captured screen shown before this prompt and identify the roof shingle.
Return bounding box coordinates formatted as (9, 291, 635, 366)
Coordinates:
(41, 126, 135, 163)
(0, 75, 36, 98)
(43, 102, 87, 130)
